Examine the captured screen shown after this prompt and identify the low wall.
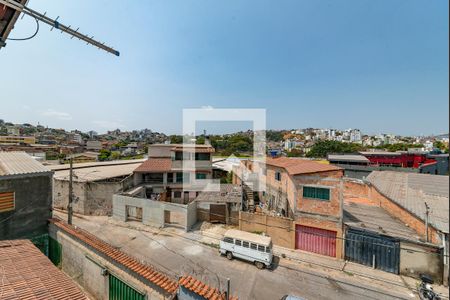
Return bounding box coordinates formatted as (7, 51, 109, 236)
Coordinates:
(239, 211, 294, 249)
(113, 195, 197, 230)
(49, 223, 169, 300)
(400, 241, 443, 284)
(343, 178, 371, 200)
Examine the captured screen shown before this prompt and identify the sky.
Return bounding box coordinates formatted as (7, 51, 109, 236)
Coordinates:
(0, 0, 448, 136)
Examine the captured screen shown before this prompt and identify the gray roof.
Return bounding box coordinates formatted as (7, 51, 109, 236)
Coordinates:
(360, 151, 402, 156)
(0, 152, 51, 177)
(344, 202, 422, 242)
(54, 163, 141, 182)
(366, 171, 449, 233)
(194, 184, 242, 203)
(328, 154, 370, 163)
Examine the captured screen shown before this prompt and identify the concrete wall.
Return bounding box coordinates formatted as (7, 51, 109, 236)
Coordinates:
(49, 223, 168, 300)
(113, 194, 197, 230)
(400, 241, 443, 284)
(0, 173, 52, 239)
(53, 177, 132, 216)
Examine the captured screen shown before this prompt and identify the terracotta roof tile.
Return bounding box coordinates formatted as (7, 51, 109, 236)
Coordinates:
(134, 158, 172, 173)
(0, 239, 87, 300)
(49, 218, 179, 294)
(266, 157, 342, 175)
(178, 276, 238, 300)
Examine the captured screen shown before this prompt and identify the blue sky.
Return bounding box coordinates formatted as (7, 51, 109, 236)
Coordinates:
(0, 0, 448, 136)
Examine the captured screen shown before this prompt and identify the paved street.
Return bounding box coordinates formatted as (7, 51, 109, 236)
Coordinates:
(55, 212, 419, 300)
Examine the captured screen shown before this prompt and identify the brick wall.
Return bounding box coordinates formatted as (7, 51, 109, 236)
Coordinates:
(239, 211, 294, 248)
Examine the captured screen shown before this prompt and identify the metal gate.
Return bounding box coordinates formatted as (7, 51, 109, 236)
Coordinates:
(109, 274, 145, 300)
(345, 228, 400, 274)
(210, 204, 226, 223)
(295, 225, 337, 257)
(126, 205, 143, 221)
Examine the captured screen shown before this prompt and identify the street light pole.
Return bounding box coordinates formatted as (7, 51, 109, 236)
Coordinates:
(425, 202, 430, 242)
(68, 157, 73, 225)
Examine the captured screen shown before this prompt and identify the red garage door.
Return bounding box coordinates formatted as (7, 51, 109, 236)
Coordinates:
(295, 225, 337, 257)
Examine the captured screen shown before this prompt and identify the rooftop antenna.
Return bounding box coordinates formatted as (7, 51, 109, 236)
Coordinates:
(0, 0, 120, 56)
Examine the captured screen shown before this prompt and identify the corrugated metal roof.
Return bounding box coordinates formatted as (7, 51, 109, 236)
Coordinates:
(0, 239, 87, 300)
(54, 163, 142, 182)
(47, 159, 146, 171)
(344, 202, 422, 242)
(328, 154, 370, 163)
(0, 151, 51, 176)
(367, 171, 449, 233)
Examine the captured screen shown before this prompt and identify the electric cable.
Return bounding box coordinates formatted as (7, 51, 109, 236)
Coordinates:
(6, 16, 39, 41)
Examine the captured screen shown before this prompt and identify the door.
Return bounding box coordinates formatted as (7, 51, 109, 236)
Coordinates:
(126, 206, 143, 221)
(109, 274, 145, 300)
(345, 228, 400, 274)
(210, 204, 226, 223)
(295, 225, 337, 257)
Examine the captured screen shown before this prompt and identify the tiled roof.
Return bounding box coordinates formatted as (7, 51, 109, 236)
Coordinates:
(0, 239, 86, 300)
(0, 151, 51, 176)
(134, 158, 172, 173)
(266, 157, 342, 175)
(179, 276, 238, 300)
(366, 171, 449, 233)
(49, 218, 178, 294)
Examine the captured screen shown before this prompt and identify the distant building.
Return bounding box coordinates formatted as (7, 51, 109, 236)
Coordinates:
(0, 152, 53, 239)
(0, 135, 36, 144)
(86, 140, 103, 151)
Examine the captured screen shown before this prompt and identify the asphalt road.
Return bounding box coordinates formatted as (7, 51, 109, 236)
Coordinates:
(58, 213, 415, 300)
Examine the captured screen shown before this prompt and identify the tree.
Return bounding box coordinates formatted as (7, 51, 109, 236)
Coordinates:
(306, 141, 363, 158)
(98, 149, 111, 161)
(287, 149, 303, 157)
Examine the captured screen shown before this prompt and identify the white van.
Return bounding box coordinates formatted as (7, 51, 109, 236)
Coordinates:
(219, 229, 273, 269)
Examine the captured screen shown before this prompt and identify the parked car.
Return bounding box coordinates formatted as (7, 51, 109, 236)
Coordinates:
(219, 229, 273, 269)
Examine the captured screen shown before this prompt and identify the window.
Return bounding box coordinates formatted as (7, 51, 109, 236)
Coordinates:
(176, 173, 183, 183)
(196, 173, 207, 180)
(174, 191, 182, 198)
(0, 192, 15, 212)
(175, 151, 183, 160)
(266, 247, 271, 253)
(242, 241, 249, 248)
(223, 237, 234, 243)
(275, 172, 281, 181)
(235, 239, 242, 246)
(257, 245, 265, 252)
(250, 243, 257, 250)
(167, 173, 174, 182)
(195, 153, 210, 161)
(303, 186, 330, 201)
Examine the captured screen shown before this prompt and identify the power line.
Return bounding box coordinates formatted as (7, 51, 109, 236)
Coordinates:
(6, 15, 39, 41)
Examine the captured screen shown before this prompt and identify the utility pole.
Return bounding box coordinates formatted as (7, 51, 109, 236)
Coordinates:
(68, 157, 73, 225)
(425, 202, 430, 242)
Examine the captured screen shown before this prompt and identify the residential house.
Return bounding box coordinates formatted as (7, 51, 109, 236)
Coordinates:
(0, 152, 53, 239)
(86, 140, 103, 151)
(133, 143, 215, 203)
(234, 157, 345, 258)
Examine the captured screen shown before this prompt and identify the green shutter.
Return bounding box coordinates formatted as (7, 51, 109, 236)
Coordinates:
(49, 237, 62, 267)
(109, 274, 145, 300)
(303, 186, 330, 201)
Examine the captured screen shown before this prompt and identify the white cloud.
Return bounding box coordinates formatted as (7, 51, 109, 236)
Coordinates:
(41, 109, 72, 120)
(22, 105, 31, 110)
(92, 120, 126, 129)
